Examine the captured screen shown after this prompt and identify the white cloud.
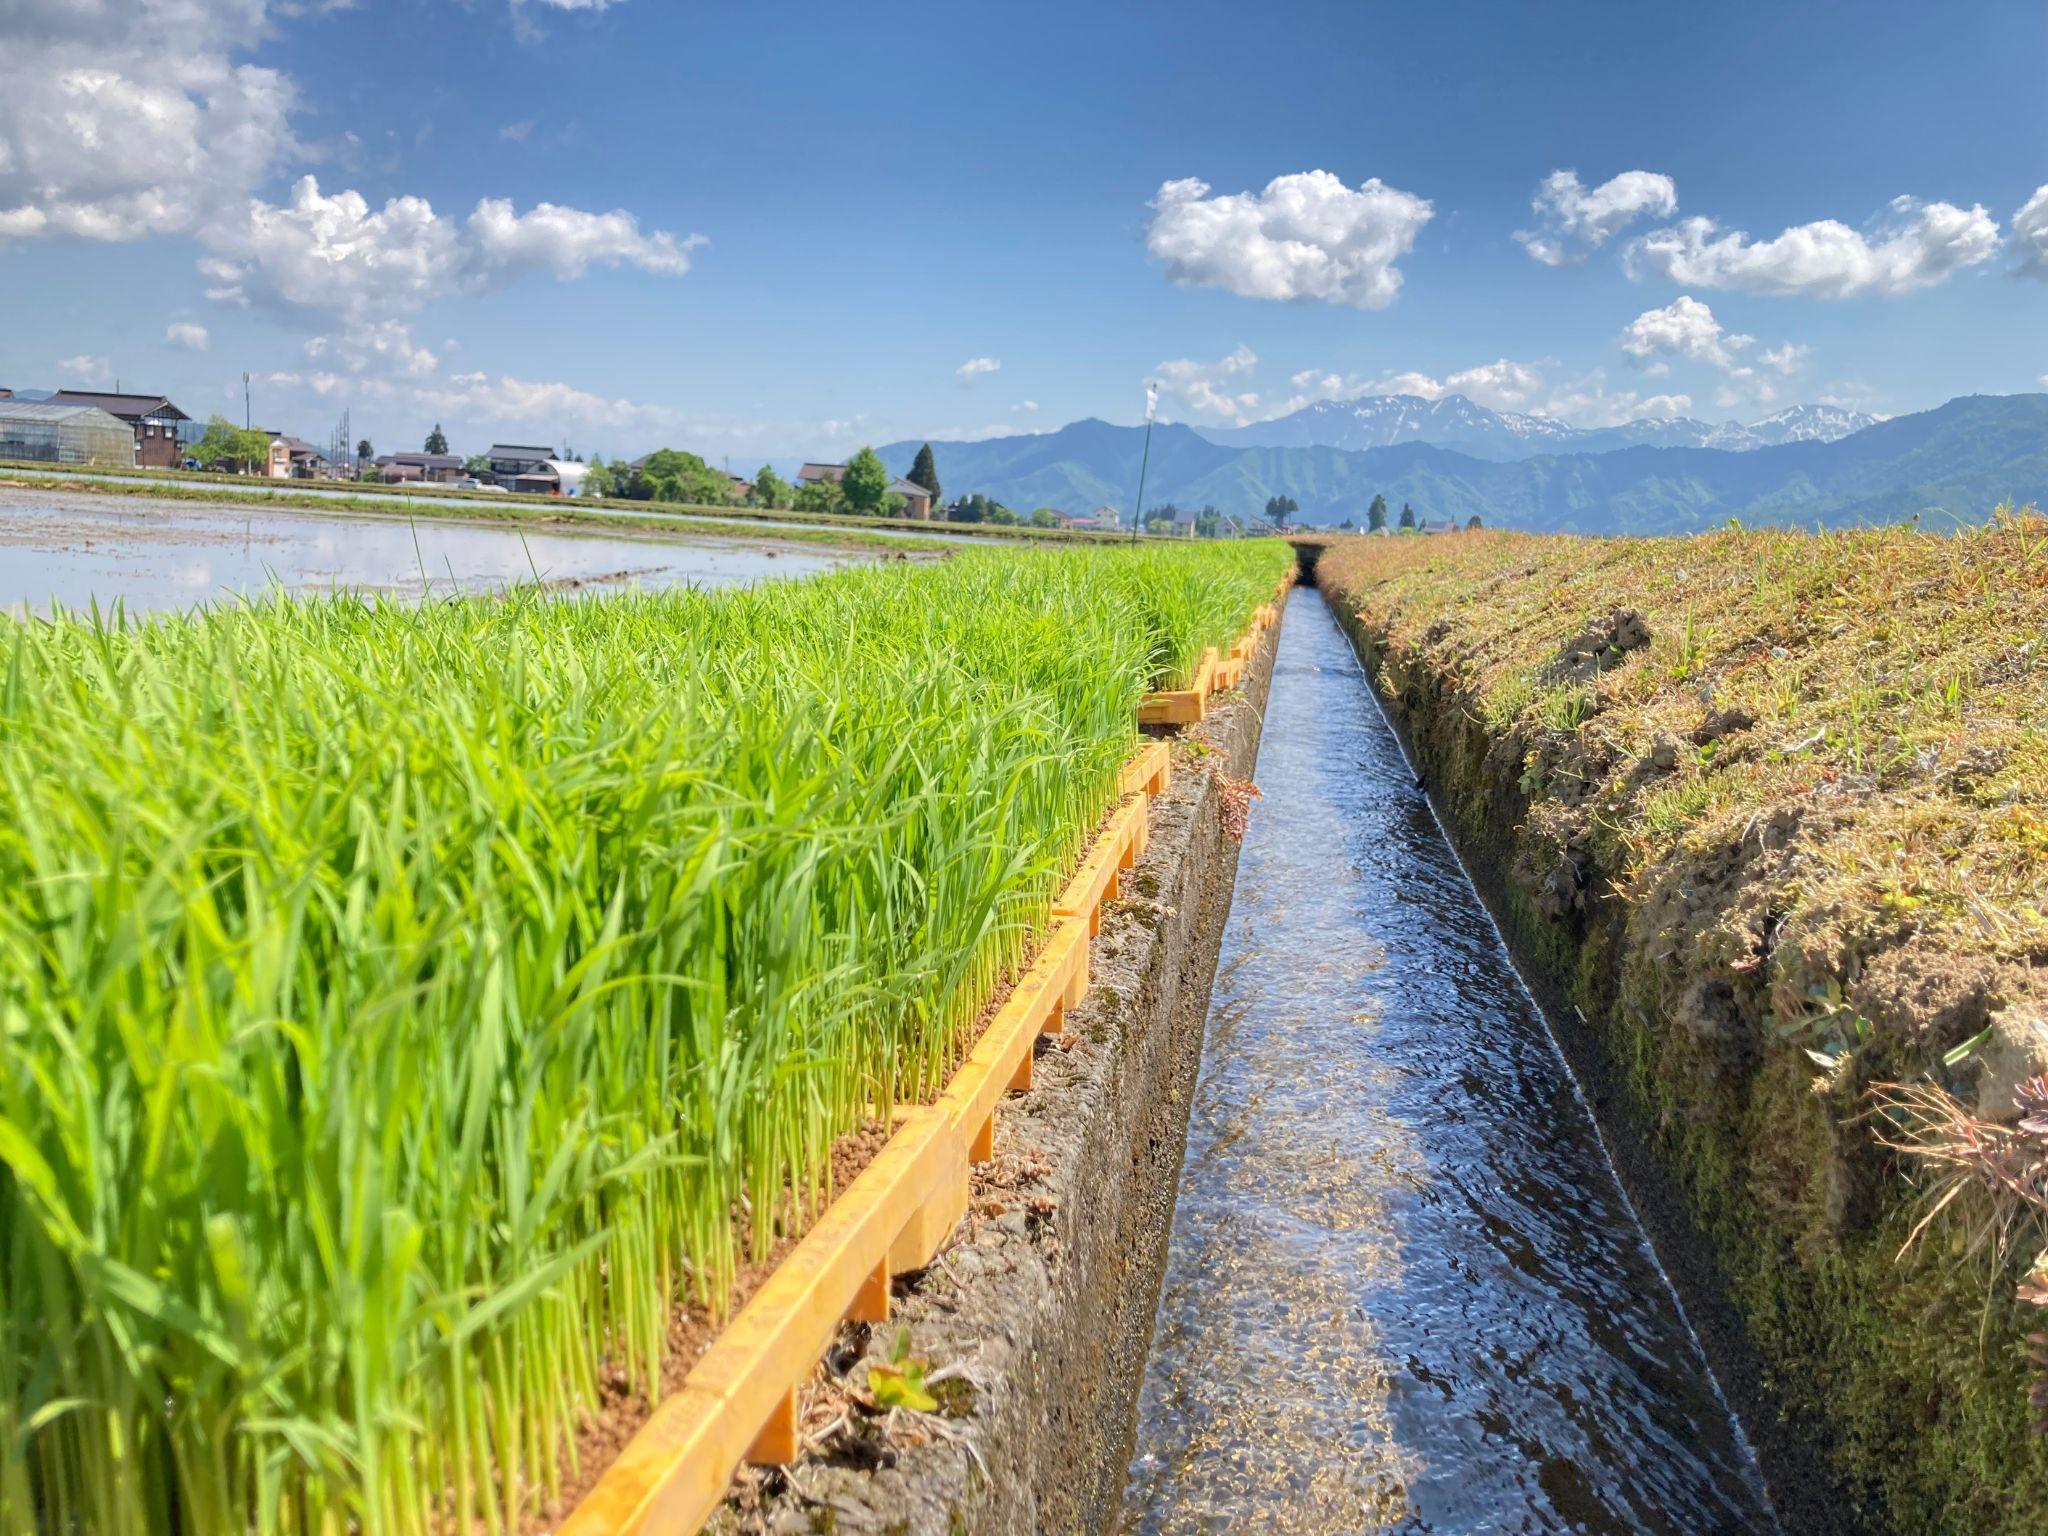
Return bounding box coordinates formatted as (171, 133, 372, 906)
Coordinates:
(1153, 345, 1262, 424)
(198, 176, 701, 318)
(200, 176, 467, 315)
(1619, 295, 1750, 370)
(1760, 342, 1811, 373)
(1625, 196, 2001, 297)
(164, 321, 210, 350)
(1515, 169, 1676, 266)
(0, 1, 296, 244)
(499, 120, 535, 143)
(1015, 400, 1039, 413)
(1538, 372, 1695, 428)
(1145, 170, 1433, 308)
(2013, 185, 2048, 281)
(1364, 358, 1547, 412)
(305, 319, 438, 378)
(55, 353, 113, 382)
(955, 356, 1001, 383)
(1617, 295, 1810, 412)
(467, 197, 700, 279)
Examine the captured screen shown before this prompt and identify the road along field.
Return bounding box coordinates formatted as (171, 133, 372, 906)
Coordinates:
(1317, 514, 2048, 1534)
(0, 539, 1293, 1535)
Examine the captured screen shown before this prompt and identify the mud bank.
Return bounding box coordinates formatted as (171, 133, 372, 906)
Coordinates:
(1317, 534, 2048, 1536)
(707, 592, 1284, 1536)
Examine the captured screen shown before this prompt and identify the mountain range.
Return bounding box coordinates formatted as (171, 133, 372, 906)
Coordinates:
(1196, 394, 1877, 459)
(878, 393, 2048, 535)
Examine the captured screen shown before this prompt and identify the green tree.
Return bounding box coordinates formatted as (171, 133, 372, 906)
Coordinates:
(356, 438, 373, 464)
(793, 475, 846, 514)
(1262, 494, 1298, 529)
(630, 448, 732, 505)
(1367, 493, 1388, 532)
(424, 423, 448, 454)
(841, 446, 890, 516)
(192, 415, 274, 474)
(583, 456, 616, 498)
(1399, 503, 1416, 531)
(752, 465, 792, 509)
(1465, 514, 1483, 530)
(1029, 507, 1060, 528)
(463, 452, 491, 475)
(906, 442, 941, 506)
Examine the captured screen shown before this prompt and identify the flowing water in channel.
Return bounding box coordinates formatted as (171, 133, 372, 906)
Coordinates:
(1122, 592, 1775, 1536)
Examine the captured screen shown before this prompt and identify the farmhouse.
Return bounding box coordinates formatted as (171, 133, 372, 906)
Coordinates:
(376, 451, 464, 484)
(794, 463, 934, 518)
(47, 390, 193, 468)
(487, 444, 562, 494)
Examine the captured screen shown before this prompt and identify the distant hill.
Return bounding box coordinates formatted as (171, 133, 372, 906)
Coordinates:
(879, 394, 2048, 534)
(1196, 392, 1877, 461)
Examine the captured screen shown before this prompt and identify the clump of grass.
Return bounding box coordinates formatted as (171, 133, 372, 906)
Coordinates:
(0, 539, 1291, 1534)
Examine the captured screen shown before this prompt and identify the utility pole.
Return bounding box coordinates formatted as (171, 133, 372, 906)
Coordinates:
(243, 371, 252, 430)
(1129, 381, 1157, 542)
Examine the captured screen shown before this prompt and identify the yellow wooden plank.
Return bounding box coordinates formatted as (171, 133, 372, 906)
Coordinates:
(562, 737, 1171, 1536)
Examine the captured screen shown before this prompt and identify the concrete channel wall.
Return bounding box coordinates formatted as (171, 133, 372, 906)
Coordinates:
(714, 586, 1287, 1535)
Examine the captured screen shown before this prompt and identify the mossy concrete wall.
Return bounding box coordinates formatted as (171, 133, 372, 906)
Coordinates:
(714, 591, 1285, 1536)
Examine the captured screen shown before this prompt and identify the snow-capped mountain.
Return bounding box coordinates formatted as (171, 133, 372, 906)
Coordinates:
(1201, 393, 1879, 461)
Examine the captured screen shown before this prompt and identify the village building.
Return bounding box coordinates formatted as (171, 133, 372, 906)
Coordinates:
(46, 390, 193, 468)
(795, 463, 934, 518)
(375, 451, 465, 484)
(487, 444, 562, 494)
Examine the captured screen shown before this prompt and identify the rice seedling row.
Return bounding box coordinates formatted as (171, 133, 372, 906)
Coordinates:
(0, 539, 1292, 1535)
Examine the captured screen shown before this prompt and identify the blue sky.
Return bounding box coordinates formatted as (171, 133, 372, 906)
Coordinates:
(2, 0, 2044, 464)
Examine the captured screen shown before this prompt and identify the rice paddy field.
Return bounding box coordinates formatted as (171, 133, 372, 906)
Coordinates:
(0, 539, 1292, 1535)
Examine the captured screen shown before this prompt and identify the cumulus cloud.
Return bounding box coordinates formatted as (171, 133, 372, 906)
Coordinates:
(1619, 295, 1750, 370)
(197, 176, 701, 318)
(1153, 345, 1262, 424)
(0, 0, 296, 243)
(1145, 170, 1433, 308)
(955, 356, 1001, 384)
(1625, 196, 2001, 297)
(1617, 295, 1809, 410)
(2013, 185, 2048, 281)
(1364, 358, 1547, 412)
(467, 197, 700, 279)
(165, 321, 210, 350)
(1515, 169, 1677, 266)
(499, 120, 535, 143)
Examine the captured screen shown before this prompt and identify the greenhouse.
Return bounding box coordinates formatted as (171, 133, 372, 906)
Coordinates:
(0, 400, 133, 467)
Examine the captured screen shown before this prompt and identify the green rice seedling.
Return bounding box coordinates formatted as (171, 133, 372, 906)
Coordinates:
(0, 538, 1292, 1535)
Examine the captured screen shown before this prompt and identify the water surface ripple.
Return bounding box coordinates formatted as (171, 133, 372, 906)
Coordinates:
(1122, 592, 1774, 1535)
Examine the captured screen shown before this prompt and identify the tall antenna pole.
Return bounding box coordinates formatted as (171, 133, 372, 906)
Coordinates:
(1128, 381, 1158, 542)
(243, 371, 252, 430)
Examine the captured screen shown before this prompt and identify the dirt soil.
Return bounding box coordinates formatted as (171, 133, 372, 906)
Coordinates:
(1316, 525, 2048, 1536)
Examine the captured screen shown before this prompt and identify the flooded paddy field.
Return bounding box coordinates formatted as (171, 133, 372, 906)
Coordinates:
(0, 484, 855, 614)
(1122, 593, 1776, 1535)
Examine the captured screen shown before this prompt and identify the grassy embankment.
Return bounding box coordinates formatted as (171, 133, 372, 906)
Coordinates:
(0, 458, 1127, 545)
(0, 540, 1295, 1535)
(1318, 517, 2048, 1532)
(0, 470, 957, 557)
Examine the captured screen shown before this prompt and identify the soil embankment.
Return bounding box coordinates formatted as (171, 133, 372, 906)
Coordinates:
(708, 590, 1285, 1535)
(1317, 524, 2048, 1534)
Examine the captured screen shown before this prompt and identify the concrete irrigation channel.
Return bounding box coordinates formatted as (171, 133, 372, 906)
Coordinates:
(694, 551, 1814, 1536)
